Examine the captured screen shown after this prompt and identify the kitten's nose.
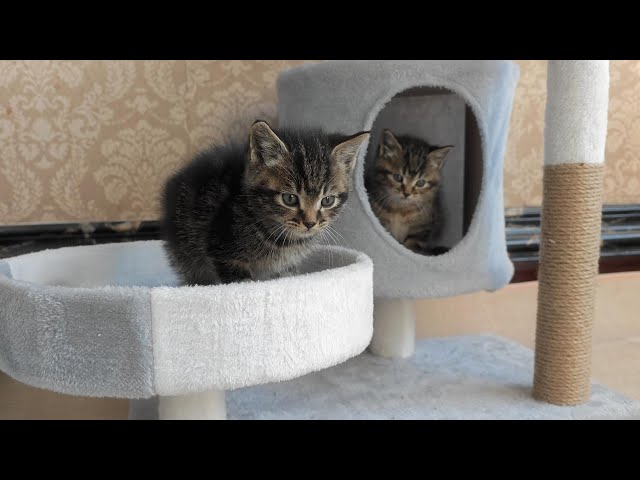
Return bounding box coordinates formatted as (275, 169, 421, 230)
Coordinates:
(403, 192, 410, 198)
(303, 221, 317, 230)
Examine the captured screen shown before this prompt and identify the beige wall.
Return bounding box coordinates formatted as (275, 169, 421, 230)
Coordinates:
(0, 60, 638, 225)
(505, 60, 640, 207)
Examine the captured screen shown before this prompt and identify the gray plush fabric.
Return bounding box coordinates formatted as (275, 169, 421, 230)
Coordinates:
(277, 61, 519, 299)
(0, 260, 11, 279)
(0, 242, 169, 398)
(0, 241, 373, 399)
(0, 273, 155, 399)
(151, 247, 373, 396)
(226, 335, 640, 420)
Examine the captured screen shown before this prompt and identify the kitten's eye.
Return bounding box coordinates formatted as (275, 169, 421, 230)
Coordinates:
(392, 173, 403, 182)
(416, 179, 428, 187)
(282, 193, 298, 206)
(321, 195, 336, 207)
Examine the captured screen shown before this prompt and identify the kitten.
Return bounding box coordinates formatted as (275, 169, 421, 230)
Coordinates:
(161, 120, 369, 285)
(365, 129, 453, 255)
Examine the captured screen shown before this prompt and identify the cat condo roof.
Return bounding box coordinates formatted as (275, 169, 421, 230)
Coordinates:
(277, 60, 520, 299)
(0, 241, 373, 399)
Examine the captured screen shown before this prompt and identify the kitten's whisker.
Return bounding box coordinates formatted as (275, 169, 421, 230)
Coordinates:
(379, 196, 393, 211)
(274, 227, 288, 246)
(371, 191, 394, 211)
(323, 227, 340, 246)
(327, 225, 347, 245)
(320, 231, 334, 268)
(329, 238, 334, 268)
(316, 231, 329, 267)
(265, 224, 287, 243)
(326, 226, 350, 265)
(372, 191, 392, 201)
(322, 229, 341, 268)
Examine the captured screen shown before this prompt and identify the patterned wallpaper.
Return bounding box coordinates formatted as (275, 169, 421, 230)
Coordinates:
(0, 60, 310, 224)
(504, 60, 640, 207)
(0, 60, 638, 225)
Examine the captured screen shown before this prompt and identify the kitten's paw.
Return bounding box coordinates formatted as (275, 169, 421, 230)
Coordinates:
(403, 237, 428, 252)
(403, 237, 449, 256)
(278, 269, 298, 278)
(428, 246, 450, 256)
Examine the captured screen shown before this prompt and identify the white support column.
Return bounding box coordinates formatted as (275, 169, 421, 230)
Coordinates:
(158, 389, 227, 420)
(368, 298, 416, 358)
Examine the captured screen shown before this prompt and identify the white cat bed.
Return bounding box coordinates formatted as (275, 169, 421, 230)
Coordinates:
(0, 240, 373, 419)
(277, 60, 519, 300)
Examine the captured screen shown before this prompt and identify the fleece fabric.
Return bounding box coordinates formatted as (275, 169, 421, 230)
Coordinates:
(277, 60, 520, 299)
(545, 61, 609, 166)
(225, 335, 640, 420)
(151, 247, 374, 395)
(0, 241, 373, 398)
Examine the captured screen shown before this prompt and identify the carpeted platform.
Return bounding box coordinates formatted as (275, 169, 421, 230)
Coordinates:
(226, 335, 640, 420)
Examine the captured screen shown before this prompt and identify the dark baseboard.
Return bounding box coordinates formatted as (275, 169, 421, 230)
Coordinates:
(2, 204, 640, 283)
(0, 220, 161, 259)
(506, 204, 640, 282)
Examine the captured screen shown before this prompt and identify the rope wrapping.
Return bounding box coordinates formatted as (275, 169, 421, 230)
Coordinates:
(533, 163, 604, 406)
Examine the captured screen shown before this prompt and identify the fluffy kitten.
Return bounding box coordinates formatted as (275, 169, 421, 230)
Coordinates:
(365, 129, 452, 255)
(161, 120, 369, 285)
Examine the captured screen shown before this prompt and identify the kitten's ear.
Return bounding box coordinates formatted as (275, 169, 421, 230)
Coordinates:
(249, 120, 289, 167)
(331, 131, 370, 175)
(379, 129, 402, 159)
(428, 146, 453, 170)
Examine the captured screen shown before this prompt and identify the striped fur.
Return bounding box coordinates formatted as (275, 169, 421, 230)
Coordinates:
(365, 129, 452, 255)
(162, 120, 369, 285)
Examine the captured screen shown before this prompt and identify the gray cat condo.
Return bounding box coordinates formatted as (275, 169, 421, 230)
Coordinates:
(277, 60, 519, 300)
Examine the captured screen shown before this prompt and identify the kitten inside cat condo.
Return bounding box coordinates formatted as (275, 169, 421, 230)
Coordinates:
(366, 129, 452, 255)
(363, 89, 466, 256)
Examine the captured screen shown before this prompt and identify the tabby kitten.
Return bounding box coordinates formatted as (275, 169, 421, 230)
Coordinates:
(161, 120, 369, 285)
(365, 129, 453, 255)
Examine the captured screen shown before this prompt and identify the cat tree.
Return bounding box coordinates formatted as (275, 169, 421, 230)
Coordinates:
(0, 60, 635, 419)
(276, 59, 617, 409)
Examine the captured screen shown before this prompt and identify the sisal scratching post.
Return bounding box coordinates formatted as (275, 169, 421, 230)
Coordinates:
(533, 60, 609, 406)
